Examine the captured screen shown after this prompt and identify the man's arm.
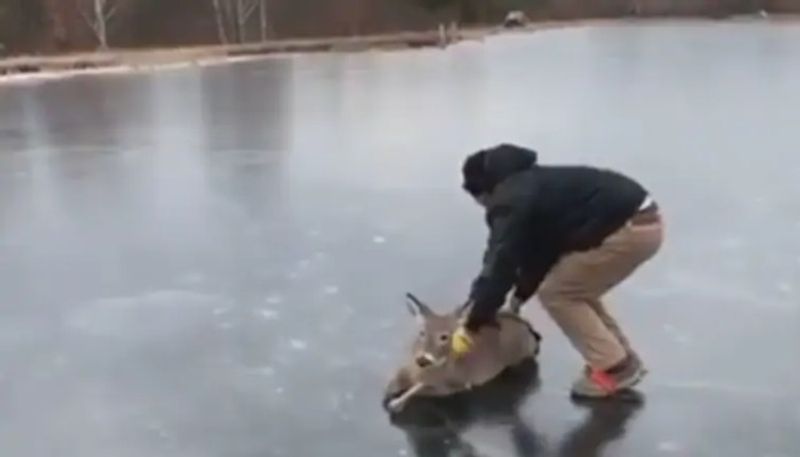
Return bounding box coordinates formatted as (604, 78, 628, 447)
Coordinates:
(512, 256, 557, 303)
(465, 203, 528, 331)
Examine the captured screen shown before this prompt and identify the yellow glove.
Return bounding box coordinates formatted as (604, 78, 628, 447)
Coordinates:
(451, 326, 474, 357)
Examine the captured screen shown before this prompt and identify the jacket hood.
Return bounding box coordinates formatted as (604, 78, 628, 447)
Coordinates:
(462, 144, 538, 197)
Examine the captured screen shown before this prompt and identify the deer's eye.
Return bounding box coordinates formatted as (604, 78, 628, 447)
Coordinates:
(419, 330, 426, 338)
(438, 333, 450, 343)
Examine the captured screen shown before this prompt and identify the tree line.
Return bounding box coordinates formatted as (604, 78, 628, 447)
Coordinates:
(0, 0, 789, 55)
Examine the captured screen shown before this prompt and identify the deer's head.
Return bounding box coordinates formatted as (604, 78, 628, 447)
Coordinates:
(404, 293, 470, 369)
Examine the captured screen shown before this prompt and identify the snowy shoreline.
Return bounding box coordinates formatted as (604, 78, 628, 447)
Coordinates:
(1, 15, 793, 87)
(0, 30, 462, 86)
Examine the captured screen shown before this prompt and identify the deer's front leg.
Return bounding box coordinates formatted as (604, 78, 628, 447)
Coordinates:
(387, 382, 425, 413)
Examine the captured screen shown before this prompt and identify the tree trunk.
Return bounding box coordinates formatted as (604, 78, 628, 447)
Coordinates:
(43, 0, 71, 51)
(222, 0, 236, 43)
(458, 0, 477, 24)
(235, 0, 245, 43)
(631, 0, 643, 16)
(94, 0, 108, 50)
(211, 0, 229, 44)
(259, 0, 267, 41)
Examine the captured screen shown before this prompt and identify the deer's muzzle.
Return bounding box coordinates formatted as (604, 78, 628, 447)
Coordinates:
(415, 352, 437, 368)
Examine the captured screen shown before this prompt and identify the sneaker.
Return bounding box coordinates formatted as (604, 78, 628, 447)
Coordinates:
(583, 351, 647, 377)
(571, 355, 646, 399)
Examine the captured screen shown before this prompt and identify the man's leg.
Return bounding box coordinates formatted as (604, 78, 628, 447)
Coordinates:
(588, 298, 633, 355)
(585, 219, 664, 358)
(539, 261, 628, 373)
(539, 218, 663, 396)
(586, 298, 647, 375)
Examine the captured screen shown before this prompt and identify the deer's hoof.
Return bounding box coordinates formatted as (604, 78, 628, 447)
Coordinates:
(387, 397, 406, 413)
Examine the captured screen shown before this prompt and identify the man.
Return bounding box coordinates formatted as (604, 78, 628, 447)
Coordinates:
(451, 144, 663, 399)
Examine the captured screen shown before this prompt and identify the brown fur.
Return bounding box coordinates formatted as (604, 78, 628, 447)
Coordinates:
(384, 294, 541, 412)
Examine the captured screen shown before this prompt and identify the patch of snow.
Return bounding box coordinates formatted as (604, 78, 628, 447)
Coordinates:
(657, 441, 685, 453)
(719, 236, 743, 250)
(257, 366, 276, 377)
(657, 441, 682, 453)
(373, 235, 387, 244)
(257, 309, 280, 321)
(328, 357, 353, 369)
(53, 355, 69, 368)
(196, 55, 266, 67)
(653, 381, 787, 399)
(145, 421, 170, 439)
(0, 67, 121, 86)
(92, 290, 223, 308)
(67, 289, 226, 339)
(289, 339, 308, 350)
(0, 60, 213, 88)
(177, 272, 205, 285)
(662, 324, 692, 345)
(673, 335, 692, 345)
(324, 285, 340, 295)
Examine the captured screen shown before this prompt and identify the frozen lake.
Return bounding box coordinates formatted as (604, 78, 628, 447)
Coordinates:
(0, 21, 799, 457)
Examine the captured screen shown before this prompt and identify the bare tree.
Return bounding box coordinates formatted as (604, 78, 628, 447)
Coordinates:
(630, 0, 643, 16)
(78, 0, 122, 50)
(259, 0, 269, 42)
(42, 0, 71, 50)
(210, 0, 266, 44)
(236, 0, 260, 42)
(211, 0, 229, 44)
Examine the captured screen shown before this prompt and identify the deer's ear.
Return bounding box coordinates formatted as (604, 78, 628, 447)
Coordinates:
(405, 293, 433, 321)
(455, 300, 473, 320)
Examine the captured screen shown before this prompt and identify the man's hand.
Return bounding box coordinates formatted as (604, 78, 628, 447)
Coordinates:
(451, 327, 475, 357)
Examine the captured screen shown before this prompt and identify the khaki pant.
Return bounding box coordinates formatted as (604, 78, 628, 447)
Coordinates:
(537, 216, 664, 371)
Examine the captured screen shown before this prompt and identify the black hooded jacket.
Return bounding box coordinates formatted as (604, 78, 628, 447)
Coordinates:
(462, 144, 649, 331)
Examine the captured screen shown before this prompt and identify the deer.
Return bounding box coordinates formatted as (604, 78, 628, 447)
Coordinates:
(383, 293, 542, 413)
